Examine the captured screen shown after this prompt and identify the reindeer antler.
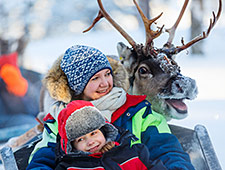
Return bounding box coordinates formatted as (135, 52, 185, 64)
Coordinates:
(83, 0, 164, 50)
(170, 0, 222, 54)
(82, 11, 104, 33)
(164, 0, 190, 48)
(133, 0, 164, 46)
(83, 0, 136, 48)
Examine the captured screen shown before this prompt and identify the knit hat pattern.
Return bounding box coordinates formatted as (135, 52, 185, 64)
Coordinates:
(60, 45, 112, 95)
(58, 100, 118, 154)
(66, 106, 105, 140)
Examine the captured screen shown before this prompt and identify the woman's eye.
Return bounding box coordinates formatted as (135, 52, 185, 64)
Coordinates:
(105, 72, 111, 76)
(91, 77, 98, 81)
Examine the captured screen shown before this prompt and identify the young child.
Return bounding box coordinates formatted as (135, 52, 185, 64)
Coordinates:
(55, 100, 167, 170)
(27, 45, 195, 170)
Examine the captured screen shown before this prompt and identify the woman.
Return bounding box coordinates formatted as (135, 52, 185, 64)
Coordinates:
(27, 45, 195, 170)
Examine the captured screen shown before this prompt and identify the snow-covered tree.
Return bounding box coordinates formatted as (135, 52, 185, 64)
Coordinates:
(190, 0, 204, 54)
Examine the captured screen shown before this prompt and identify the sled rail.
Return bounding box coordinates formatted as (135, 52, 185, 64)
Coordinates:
(169, 124, 222, 170)
(195, 125, 222, 170)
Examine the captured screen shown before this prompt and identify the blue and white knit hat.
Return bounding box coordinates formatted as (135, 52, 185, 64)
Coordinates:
(60, 45, 112, 95)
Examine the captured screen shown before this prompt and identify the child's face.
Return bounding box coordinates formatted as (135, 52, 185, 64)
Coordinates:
(82, 69, 113, 100)
(72, 129, 106, 153)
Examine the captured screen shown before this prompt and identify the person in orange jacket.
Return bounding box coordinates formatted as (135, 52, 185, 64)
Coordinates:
(0, 52, 41, 140)
(0, 52, 28, 97)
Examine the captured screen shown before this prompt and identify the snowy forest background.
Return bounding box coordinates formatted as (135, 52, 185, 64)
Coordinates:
(0, 0, 225, 169)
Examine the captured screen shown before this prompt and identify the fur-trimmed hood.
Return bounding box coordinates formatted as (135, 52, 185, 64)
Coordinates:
(42, 55, 130, 103)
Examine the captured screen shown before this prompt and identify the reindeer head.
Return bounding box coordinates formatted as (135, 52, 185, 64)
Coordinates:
(83, 0, 222, 120)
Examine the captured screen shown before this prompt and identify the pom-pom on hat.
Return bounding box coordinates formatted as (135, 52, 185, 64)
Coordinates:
(58, 100, 118, 154)
(60, 45, 112, 95)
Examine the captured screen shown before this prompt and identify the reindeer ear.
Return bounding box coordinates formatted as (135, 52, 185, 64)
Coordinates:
(117, 42, 137, 77)
(117, 42, 132, 63)
(42, 55, 71, 103)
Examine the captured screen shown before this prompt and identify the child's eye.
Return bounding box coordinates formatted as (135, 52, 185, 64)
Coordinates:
(77, 138, 83, 143)
(91, 131, 97, 136)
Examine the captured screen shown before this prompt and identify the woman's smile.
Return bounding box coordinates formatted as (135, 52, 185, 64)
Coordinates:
(97, 88, 110, 95)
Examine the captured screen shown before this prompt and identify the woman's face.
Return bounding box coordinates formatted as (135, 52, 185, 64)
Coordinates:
(82, 69, 113, 100)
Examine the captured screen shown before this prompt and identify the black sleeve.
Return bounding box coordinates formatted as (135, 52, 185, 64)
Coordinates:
(132, 143, 168, 170)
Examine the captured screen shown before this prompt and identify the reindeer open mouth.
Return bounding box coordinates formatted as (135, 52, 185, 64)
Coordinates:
(166, 99, 187, 114)
(164, 81, 189, 114)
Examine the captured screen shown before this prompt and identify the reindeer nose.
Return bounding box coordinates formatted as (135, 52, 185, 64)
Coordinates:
(171, 76, 198, 99)
(174, 82, 184, 93)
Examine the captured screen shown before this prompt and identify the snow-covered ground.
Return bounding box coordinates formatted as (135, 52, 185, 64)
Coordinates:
(1, 12, 225, 170)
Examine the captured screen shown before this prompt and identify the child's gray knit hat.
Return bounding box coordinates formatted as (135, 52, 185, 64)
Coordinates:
(60, 45, 112, 95)
(58, 100, 118, 154)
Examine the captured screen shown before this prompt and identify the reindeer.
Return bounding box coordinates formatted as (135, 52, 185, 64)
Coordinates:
(83, 0, 222, 121)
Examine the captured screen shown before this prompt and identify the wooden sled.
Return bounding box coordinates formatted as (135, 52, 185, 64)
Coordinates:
(0, 124, 222, 170)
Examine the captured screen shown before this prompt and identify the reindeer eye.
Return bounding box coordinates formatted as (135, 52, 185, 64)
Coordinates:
(139, 67, 148, 74)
